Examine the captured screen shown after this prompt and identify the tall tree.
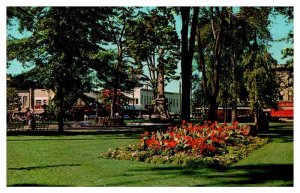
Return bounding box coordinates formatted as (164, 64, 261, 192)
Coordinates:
(126, 7, 180, 118)
(180, 7, 199, 122)
(195, 7, 280, 124)
(219, 8, 251, 123)
(238, 7, 281, 124)
(243, 47, 280, 124)
(7, 7, 111, 132)
(196, 7, 226, 122)
(101, 7, 138, 117)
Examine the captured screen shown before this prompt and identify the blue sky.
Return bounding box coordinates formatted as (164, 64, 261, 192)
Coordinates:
(6, 8, 293, 93)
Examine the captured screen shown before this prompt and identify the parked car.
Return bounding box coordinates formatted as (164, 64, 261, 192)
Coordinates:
(123, 115, 131, 120)
(89, 114, 97, 119)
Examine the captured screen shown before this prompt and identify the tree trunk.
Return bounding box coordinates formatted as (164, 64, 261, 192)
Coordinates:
(58, 108, 64, 133)
(180, 7, 199, 122)
(224, 99, 228, 123)
(231, 100, 237, 124)
(111, 44, 123, 118)
(57, 92, 64, 133)
(110, 88, 117, 118)
(208, 96, 218, 121)
(254, 110, 258, 125)
(231, 55, 238, 124)
(196, 8, 224, 123)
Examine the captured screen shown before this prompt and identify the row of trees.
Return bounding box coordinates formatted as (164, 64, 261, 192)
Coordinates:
(185, 7, 293, 123)
(7, 7, 293, 132)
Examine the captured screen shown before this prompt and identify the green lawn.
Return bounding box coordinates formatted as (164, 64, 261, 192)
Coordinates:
(7, 122, 293, 187)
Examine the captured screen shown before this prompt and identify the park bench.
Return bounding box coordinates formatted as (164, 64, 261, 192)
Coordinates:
(96, 117, 125, 127)
(7, 122, 25, 131)
(35, 122, 50, 131)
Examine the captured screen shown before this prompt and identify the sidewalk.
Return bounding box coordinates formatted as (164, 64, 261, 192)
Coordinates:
(7, 124, 160, 135)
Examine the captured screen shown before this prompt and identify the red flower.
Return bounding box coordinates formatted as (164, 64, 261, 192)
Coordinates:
(181, 120, 186, 125)
(164, 140, 177, 149)
(184, 135, 192, 142)
(168, 140, 177, 148)
(169, 131, 175, 137)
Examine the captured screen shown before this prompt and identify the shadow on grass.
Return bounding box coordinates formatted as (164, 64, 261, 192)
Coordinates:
(269, 122, 293, 129)
(218, 164, 294, 186)
(103, 176, 169, 187)
(259, 128, 293, 143)
(8, 163, 81, 171)
(8, 183, 72, 187)
(129, 163, 293, 186)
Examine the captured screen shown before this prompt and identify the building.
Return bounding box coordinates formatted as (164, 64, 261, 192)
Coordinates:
(270, 67, 293, 119)
(14, 88, 55, 115)
(124, 85, 181, 116)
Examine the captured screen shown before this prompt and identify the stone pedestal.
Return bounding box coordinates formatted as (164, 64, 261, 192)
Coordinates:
(153, 97, 169, 119)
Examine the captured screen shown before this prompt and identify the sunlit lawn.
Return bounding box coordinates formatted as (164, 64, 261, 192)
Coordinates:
(7, 122, 293, 186)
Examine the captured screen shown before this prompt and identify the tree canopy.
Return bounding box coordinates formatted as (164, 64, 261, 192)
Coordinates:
(7, 6, 293, 126)
(7, 7, 112, 132)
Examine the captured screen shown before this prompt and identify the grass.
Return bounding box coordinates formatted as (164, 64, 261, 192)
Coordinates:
(7, 122, 293, 187)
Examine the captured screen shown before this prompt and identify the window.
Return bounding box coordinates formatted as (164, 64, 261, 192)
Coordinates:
(36, 100, 42, 106)
(135, 98, 138, 104)
(23, 96, 27, 107)
(43, 99, 47, 105)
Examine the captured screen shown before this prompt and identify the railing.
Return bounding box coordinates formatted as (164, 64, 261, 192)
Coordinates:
(96, 117, 125, 127)
(7, 122, 25, 131)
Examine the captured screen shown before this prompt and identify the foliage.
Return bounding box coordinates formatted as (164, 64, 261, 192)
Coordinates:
(243, 47, 280, 113)
(192, 84, 208, 112)
(101, 122, 270, 168)
(275, 7, 294, 88)
(7, 7, 112, 131)
(126, 7, 180, 97)
(45, 99, 60, 120)
(194, 7, 282, 123)
(195, 7, 227, 121)
(7, 87, 22, 111)
(93, 7, 139, 117)
(7, 68, 44, 90)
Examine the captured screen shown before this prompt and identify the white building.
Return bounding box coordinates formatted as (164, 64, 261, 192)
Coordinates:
(125, 85, 181, 115)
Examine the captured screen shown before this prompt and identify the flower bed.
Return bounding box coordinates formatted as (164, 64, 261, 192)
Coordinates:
(100, 121, 270, 168)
